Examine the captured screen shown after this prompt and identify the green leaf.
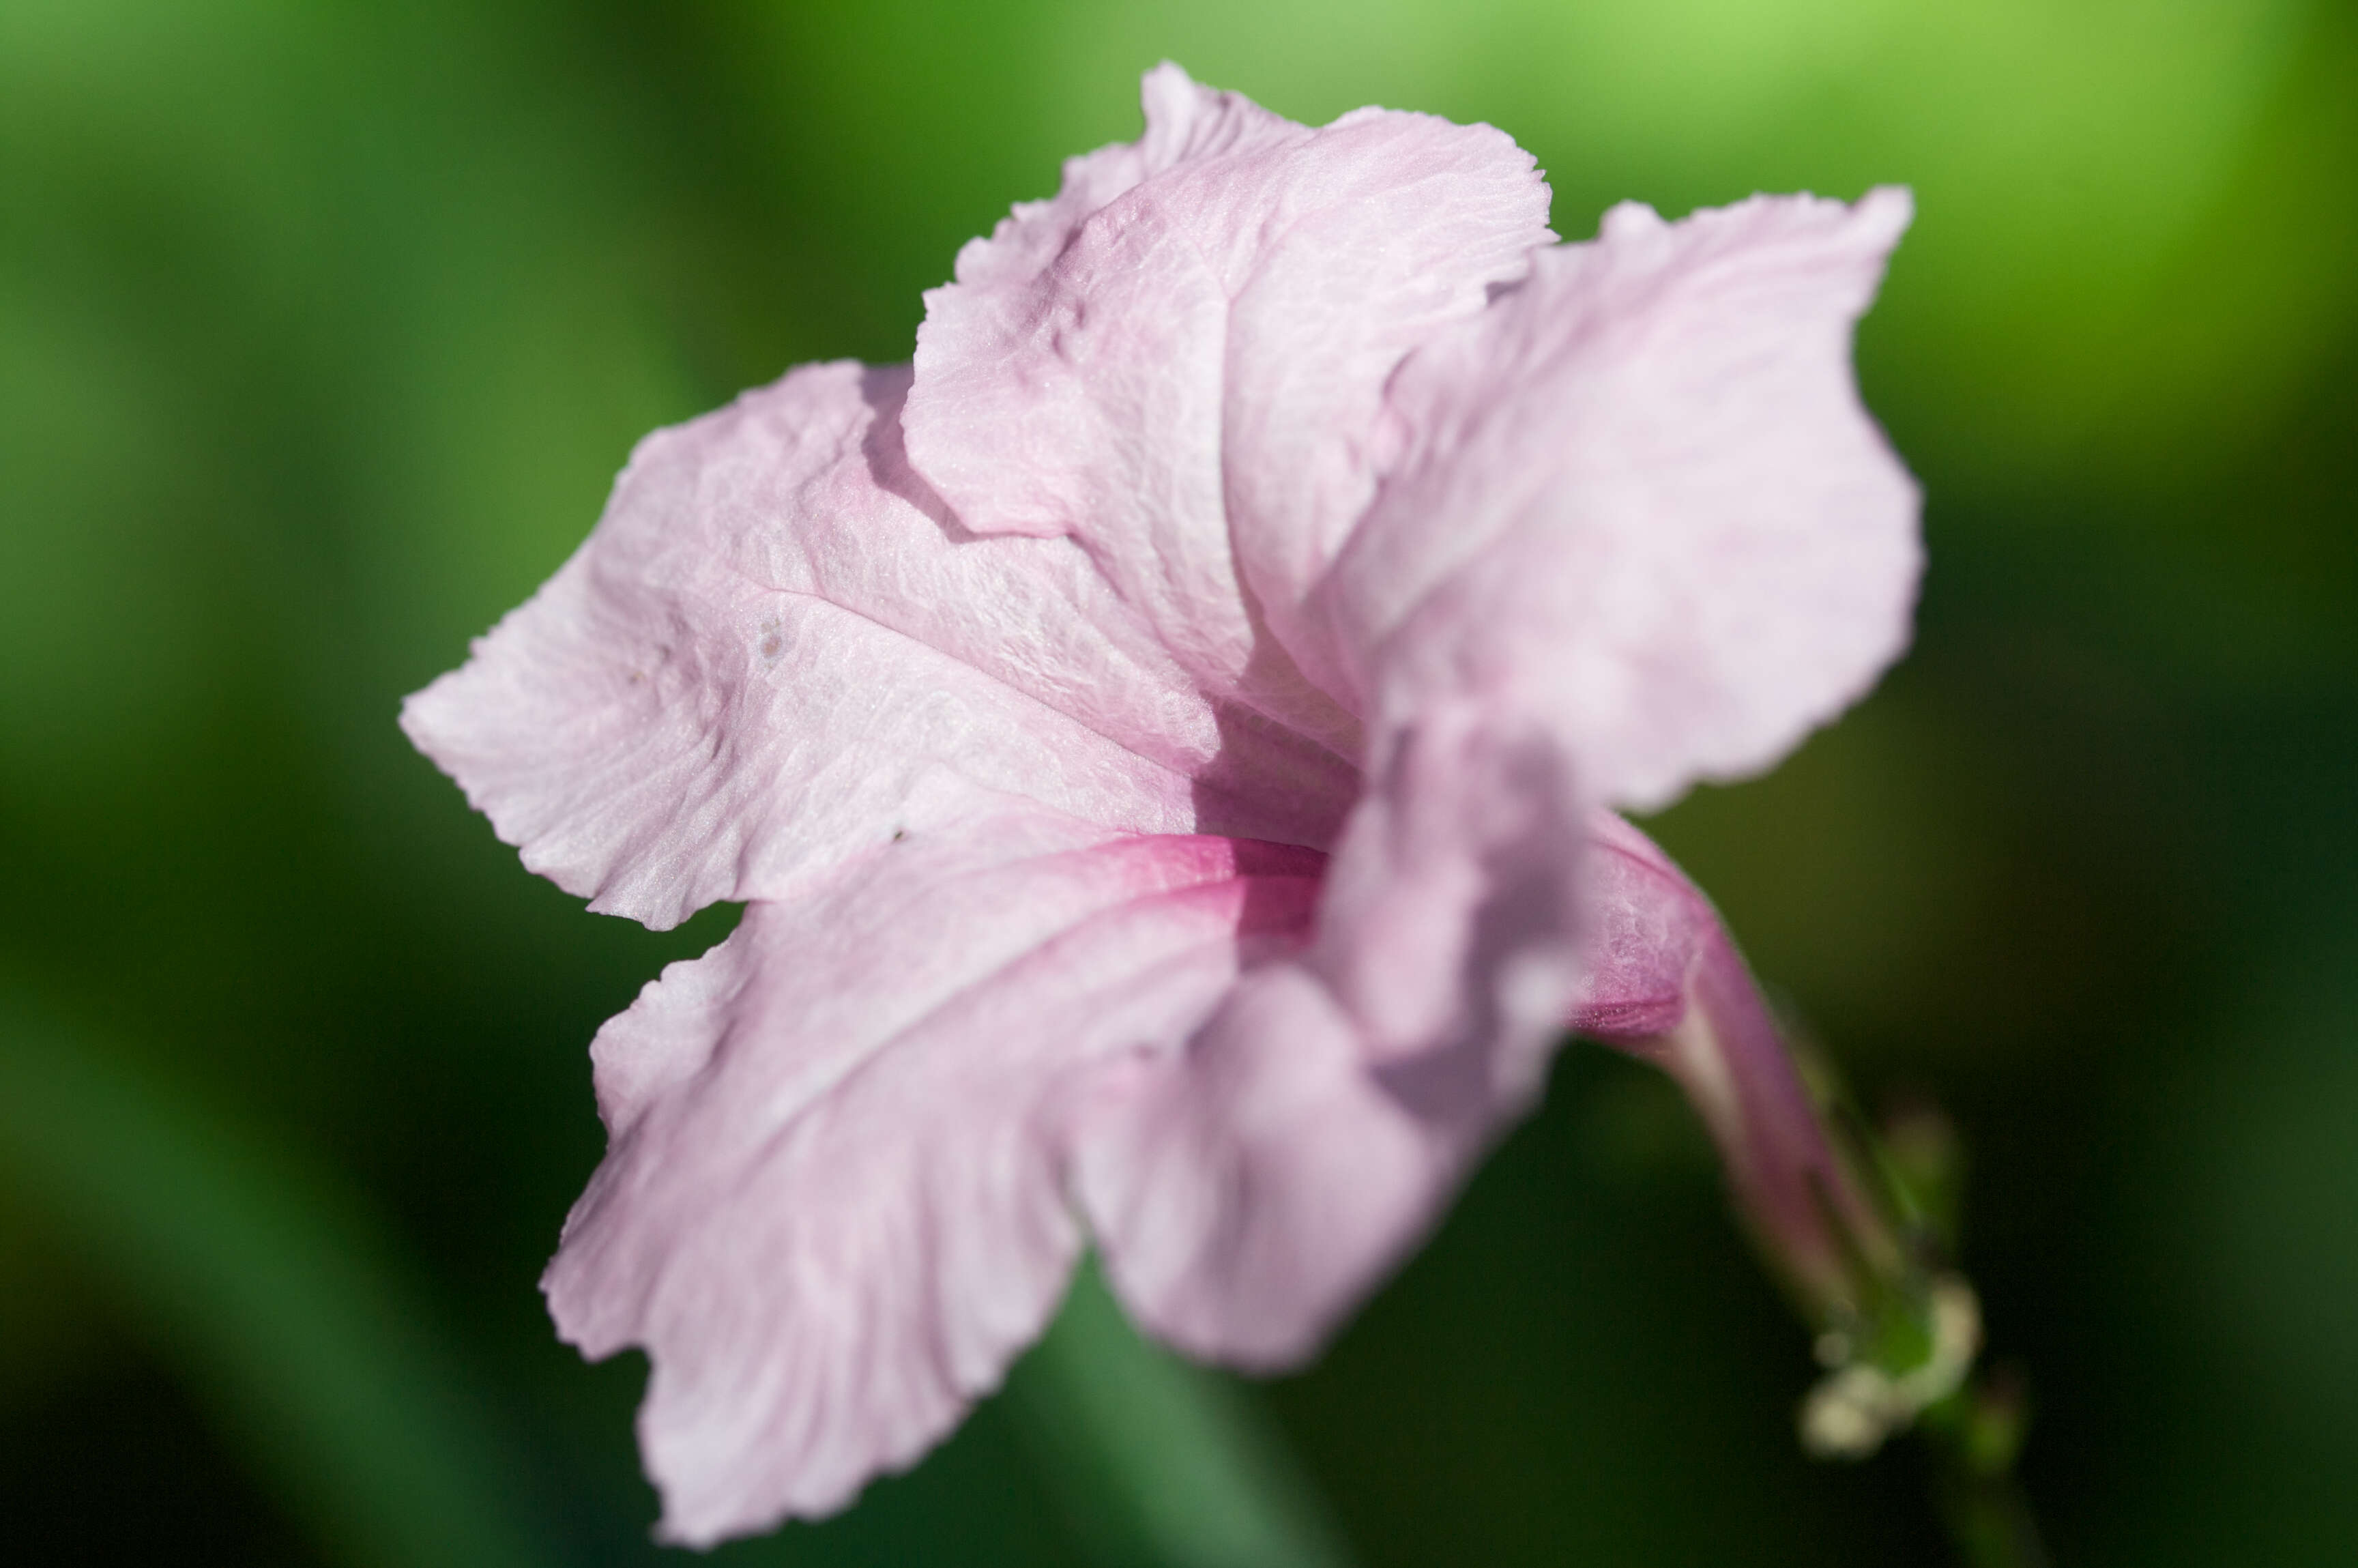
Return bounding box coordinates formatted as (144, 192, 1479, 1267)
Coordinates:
(1008, 1262, 1358, 1568)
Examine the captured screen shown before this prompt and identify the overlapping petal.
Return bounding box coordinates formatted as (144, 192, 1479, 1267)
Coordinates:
(906, 62, 1552, 738)
(543, 811, 1325, 1543)
(1081, 706, 1588, 1365)
(400, 360, 1354, 929)
(406, 61, 1927, 1548)
(1325, 189, 1920, 810)
(1044, 189, 1918, 1370)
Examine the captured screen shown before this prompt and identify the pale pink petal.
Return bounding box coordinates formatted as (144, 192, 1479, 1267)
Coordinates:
(543, 812, 1325, 1543)
(1324, 189, 1921, 810)
(907, 66, 1294, 563)
(905, 63, 1551, 745)
(401, 360, 1354, 929)
(1086, 194, 1917, 1352)
(932, 62, 1294, 304)
(1217, 113, 1552, 706)
(1081, 704, 1588, 1365)
(1073, 963, 1444, 1369)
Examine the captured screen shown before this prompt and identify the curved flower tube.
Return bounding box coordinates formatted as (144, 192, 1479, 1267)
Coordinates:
(403, 63, 1919, 1545)
(1572, 812, 1897, 1310)
(1571, 815, 1981, 1461)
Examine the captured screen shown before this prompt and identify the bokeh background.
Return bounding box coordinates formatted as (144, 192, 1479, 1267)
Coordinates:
(4, 1, 2355, 1563)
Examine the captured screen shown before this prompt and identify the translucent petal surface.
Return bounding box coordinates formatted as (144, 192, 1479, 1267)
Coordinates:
(1084, 706, 1588, 1365)
(401, 361, 1354, 929)
(1073, 187, 1921, 1359)
(905, 62, 1551, 740)
(403, 63, 1927, 1542)
(1565, 809, 1713, 1041)
(1326, 190, 1921, 809)
(542, 814, 1324, 1542)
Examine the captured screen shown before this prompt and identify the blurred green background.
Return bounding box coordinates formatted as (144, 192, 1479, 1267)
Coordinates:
(3, 0, 2354, 1563)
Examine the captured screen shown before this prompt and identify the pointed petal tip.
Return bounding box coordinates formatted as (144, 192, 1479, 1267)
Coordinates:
(1598, 185, 1910, 259)
(1597, 199, 1667, 240)
(645, 1433, 869, 1550)
(1824, 184, 1913, 267)
(394, 665, 479, 786)
(1141, 58, 1198, 102)
(1861, 183, 1915, 231)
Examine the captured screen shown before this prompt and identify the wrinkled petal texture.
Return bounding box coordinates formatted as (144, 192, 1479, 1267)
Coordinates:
(405, 59, 1925, 1548)
(544, 815, 1324, 1543)
(907, 61, 1552, 740)
(1081, 708, 1587, 1365)
(1069, 192, 1917, 1366)
(1327, 188, 1921, 811)
(401, 360, 1354, 929)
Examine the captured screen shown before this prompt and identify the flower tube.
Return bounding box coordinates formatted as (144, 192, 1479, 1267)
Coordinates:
(1575, 811, 1981, 1457)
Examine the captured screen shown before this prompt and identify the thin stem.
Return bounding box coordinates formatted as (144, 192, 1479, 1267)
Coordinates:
(1006, 1260, 1358, 1568)
(1571, 817, 2049, 1567)
(1919, 1367, 2050, 1568)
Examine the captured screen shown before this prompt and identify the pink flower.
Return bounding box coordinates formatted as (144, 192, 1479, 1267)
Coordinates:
(403, 63, 1917, 1545)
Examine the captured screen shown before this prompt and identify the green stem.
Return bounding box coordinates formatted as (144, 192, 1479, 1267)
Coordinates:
(1007, 1261, 1358, 1568)
(1920, 1370, 2050, 1568)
